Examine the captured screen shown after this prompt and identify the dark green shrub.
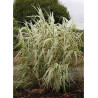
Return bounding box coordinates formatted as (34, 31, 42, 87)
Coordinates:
(13, 0, 70, 24)
(13, 18, 18, 27)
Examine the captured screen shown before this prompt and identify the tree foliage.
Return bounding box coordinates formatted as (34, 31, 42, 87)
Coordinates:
(13, 0, 70, 24)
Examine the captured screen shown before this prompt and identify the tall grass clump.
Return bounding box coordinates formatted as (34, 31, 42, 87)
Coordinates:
(14, 8, 83, 92)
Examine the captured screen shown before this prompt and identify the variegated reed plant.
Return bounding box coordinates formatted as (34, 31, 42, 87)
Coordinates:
(14, 8, 83, 92)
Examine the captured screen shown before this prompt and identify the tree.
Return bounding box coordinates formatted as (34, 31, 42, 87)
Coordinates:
(13, 0, 70, 25)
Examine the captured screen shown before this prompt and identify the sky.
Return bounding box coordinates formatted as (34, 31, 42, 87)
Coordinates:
(59, 0, 84, 29)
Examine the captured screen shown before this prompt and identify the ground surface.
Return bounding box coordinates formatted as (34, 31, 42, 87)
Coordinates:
(15, 80, 83, 98)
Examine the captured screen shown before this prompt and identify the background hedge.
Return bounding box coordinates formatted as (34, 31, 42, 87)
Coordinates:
(13, 0, 70, 25)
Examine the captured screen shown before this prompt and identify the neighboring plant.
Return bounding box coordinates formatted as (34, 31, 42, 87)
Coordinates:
(14, 8, 83, 92)
(13, 0, 70, 24)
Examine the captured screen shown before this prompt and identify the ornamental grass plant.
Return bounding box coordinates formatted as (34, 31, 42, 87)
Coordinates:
(13, 8, 83, 92)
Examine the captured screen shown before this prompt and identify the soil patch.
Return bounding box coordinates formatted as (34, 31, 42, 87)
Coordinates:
(15, 80, 83, 98)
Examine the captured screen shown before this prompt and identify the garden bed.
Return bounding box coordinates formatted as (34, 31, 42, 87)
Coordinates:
(15, 79, 83, 98)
